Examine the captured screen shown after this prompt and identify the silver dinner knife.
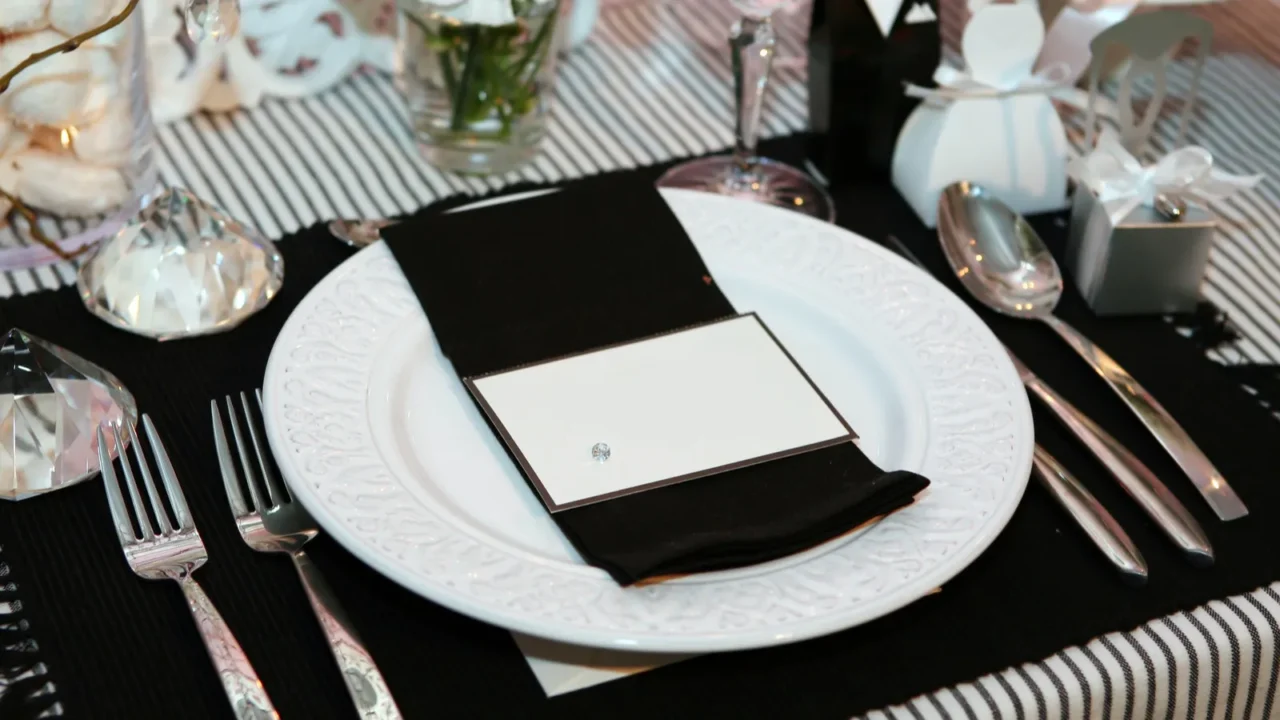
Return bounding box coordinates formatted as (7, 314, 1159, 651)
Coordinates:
(883, 234, 1211, 566)
(1032, 445, 1149, 584)
(1010, 352, 1213, 566)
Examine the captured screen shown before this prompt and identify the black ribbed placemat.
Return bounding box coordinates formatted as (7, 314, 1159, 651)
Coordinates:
(1, 138, 1278, 719)
(0, 544, 63, 719)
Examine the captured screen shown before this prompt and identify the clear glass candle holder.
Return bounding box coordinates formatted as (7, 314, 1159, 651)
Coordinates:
(396, 0, 563, 175)
(0, 2, 159, 269)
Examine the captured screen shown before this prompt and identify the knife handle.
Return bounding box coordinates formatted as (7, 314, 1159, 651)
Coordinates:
(1025, 375, 1214, 567)
(1032, 445, 1148, 585)
(1041, 315, 1247, 521)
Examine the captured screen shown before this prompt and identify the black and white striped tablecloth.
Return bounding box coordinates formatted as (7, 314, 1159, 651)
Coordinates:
(4, 1, 1280, 718)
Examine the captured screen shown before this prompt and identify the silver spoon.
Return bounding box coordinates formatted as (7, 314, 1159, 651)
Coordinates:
(937, 181, 1247, 522)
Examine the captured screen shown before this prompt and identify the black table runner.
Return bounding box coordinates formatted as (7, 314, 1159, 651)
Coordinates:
(2, 137, 1279, 719)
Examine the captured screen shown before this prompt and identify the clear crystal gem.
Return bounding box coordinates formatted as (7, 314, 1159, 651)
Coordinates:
(77, 187, 284, 341)
(591, 443, 610, 462)
(184, 0, 242, 44)
(0, 329, 137, 501)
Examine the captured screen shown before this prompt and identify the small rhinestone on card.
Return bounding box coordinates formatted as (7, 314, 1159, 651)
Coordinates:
(591, 443, 611, 462)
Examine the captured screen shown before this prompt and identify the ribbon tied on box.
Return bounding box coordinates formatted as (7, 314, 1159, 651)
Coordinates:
(904, 62, 1075, 103)
(1068, 129, 1264, 225)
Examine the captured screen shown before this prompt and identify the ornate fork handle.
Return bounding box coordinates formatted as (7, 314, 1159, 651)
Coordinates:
(178, 577, 277, 720)
(293, 550, 402, 719)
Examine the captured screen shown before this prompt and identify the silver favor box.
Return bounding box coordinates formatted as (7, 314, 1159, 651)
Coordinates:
(1064, 189, 1216, 316)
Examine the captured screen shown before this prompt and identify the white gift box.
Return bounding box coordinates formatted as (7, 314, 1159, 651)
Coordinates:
(891, 2, 1070, 227)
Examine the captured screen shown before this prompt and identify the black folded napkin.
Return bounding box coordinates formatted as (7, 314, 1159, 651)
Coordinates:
(383, 178, 930, 585)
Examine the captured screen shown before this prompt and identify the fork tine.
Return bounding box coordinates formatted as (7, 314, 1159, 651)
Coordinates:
(114, 422, 155, 540)
(96, 425, 136, 545)
(211, 400, 250, 518)
(141, 415, 193, 532)
(224, 397, 269, 514)
(125, 420, 173, 536)
(244, 391, 286, 506)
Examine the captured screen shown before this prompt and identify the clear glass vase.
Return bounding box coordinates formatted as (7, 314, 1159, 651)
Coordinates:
(0, 3, 158, 269)
(397, 0, 563, 175)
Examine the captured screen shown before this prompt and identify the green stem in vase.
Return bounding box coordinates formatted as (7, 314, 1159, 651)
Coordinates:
(451, 26, 484, 131)
(440, 44, 459, 103)
(411, 2, 557, 141)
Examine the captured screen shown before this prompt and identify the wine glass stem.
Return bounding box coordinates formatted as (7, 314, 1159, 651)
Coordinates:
(730, 15, 776, 178)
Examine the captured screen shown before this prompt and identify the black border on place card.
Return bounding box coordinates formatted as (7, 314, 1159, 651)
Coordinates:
(463, 312, 858, 513)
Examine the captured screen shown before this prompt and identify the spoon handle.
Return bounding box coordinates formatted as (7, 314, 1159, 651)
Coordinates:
(1032, 445, 1148, 584)
(1041, 315, 1248, 521)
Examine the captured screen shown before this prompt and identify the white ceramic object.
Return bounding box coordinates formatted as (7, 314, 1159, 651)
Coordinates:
(0, 0, 52, 33)
(10, 150, 127, 216)
(0, 162, 15, 218)
(0, 121, 29, 159)
(0, 30, 99, 127)
(69, 101, 133, 166)
(144, 0, 394, 123)
(891, 1, 1070, 227)
(48, 0, 118, 35)
(262, 189, 1034, 653)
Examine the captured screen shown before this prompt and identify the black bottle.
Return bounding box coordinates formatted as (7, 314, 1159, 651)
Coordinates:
(807, 0, 941, 183)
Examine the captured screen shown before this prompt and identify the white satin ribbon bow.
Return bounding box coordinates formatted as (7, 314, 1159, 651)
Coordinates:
(904, 62, 1074, 102)
(1068, 129, 1264, 225)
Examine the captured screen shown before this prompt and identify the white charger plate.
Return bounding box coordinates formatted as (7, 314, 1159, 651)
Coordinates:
(262, 189, 1034, 653)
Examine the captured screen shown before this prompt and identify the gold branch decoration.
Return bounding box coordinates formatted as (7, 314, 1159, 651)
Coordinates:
(0, 0, 143, 260)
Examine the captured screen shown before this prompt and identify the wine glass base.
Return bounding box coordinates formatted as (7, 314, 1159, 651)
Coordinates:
(656, 156, 835, 222)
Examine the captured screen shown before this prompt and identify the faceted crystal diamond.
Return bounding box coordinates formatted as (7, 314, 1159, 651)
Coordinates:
(184, 0, 242, 44)
(591, 443, 611, 462)
(77, 188, 284, 341)
(0, 329, 137, 501)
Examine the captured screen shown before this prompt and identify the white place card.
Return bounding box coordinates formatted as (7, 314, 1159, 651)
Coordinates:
(466, 313, 855, 512)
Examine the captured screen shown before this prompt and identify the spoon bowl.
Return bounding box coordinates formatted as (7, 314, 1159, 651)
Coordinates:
(937, 181, 1062, 317)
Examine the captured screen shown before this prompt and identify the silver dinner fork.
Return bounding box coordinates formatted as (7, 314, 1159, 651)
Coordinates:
(96, 417, 276, 720)
(213, 391, 402, 720)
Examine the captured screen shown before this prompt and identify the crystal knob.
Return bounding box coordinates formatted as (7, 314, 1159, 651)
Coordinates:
(76, 187, 284, 341)
(185, 0, 242, 44)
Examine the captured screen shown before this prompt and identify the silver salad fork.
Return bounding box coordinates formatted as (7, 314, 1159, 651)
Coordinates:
(96, 417, 276, 720)
(213, 390, 402, 719)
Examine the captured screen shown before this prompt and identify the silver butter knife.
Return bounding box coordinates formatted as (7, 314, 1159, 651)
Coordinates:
(1033, 445, 1148, 584)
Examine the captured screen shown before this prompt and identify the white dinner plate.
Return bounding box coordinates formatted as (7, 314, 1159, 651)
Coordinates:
(263, 189, 1034, 653)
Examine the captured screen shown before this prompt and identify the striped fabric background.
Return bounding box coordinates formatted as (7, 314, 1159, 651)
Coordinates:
(863, 584, 1280, 720)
